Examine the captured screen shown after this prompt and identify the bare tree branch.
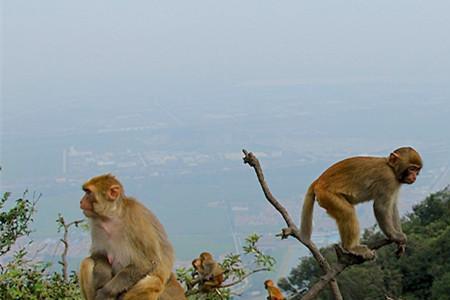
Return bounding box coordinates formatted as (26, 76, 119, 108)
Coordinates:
(57, 215, 84, 281)
(243, 149, 397, 300)
(220, 267, 271, 288)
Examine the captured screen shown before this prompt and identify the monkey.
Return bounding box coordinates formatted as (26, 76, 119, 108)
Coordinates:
(199, 252, 224, 292)
(190, 252, 224, 292)
(264, 280, 285, 300)
(78, 174, 187, 300)
(300, 147, 422, 260)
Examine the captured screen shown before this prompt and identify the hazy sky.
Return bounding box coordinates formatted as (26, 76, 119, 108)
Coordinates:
(2, 1, 450, 270)
(3, 0, 450, 110)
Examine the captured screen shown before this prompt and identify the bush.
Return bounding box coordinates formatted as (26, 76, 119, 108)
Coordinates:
(0, 189, 82, 300)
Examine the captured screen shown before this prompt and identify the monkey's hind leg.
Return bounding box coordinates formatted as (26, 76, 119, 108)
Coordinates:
(158, 273, 187, 300)
(122, 274, 165, 300)
(316, 191, 375, 260)
(79, 257, 96, 300)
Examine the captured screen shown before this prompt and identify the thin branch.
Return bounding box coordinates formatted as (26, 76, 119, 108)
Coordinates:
(242, 150, 296, 229)
(214, 288, 225, 300)
(221, 267, 271, 288)
(57, 216, 84, 281)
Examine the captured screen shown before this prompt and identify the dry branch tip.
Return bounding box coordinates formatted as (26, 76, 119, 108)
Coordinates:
(242, 149, 258, 167)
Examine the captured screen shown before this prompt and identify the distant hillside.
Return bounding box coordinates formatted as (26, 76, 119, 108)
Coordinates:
(279, 187, 450, 300)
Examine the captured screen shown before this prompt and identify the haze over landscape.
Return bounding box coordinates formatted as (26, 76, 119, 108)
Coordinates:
(2, 1, 450, 298)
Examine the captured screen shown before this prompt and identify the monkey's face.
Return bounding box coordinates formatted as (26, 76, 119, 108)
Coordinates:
(80, 178, 123, 218)
(264, 280, 273, 289)
(389, 147, 423, 184)
(192, 258, 202, 271)
(80, 186, 98, 218)
(401, 165, 421, 184)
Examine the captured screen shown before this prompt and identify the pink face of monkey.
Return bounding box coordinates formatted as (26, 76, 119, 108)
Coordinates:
(80, 186, 96, 217)
(402, 165, 421, 184)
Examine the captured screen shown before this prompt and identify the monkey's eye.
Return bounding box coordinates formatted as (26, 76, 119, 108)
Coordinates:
(408, 166, 420, 174)
(84, 187, 95, 196)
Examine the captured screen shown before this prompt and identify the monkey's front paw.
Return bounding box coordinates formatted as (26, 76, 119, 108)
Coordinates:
(395, 243, 406, 257)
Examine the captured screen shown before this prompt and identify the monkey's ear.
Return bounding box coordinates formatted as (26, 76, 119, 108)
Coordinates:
(107, 185, 122, 201)
(388, 152, 400, 165)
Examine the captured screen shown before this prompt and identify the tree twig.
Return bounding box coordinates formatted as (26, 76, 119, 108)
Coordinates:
(221, 267, 271, 288)
(57, 215, 84, 281)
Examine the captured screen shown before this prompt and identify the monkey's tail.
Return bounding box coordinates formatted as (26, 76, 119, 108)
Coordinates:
(300, 182, 316, 242)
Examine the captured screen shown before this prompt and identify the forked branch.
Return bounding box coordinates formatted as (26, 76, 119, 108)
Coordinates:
(57, 215, 84, 281)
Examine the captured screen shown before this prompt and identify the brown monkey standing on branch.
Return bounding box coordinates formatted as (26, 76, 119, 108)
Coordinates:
(264, 280, 285, 300)
(79, 174, 186, 300)
(300, 147, 422, 260)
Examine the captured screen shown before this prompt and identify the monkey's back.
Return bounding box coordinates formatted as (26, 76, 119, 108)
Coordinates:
(314, 156, 399, 204)
(122, 197, 175, 278)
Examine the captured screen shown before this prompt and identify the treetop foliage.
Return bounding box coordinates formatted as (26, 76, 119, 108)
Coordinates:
(279, 187, 450, 300)
(0, 191, 37, 256)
